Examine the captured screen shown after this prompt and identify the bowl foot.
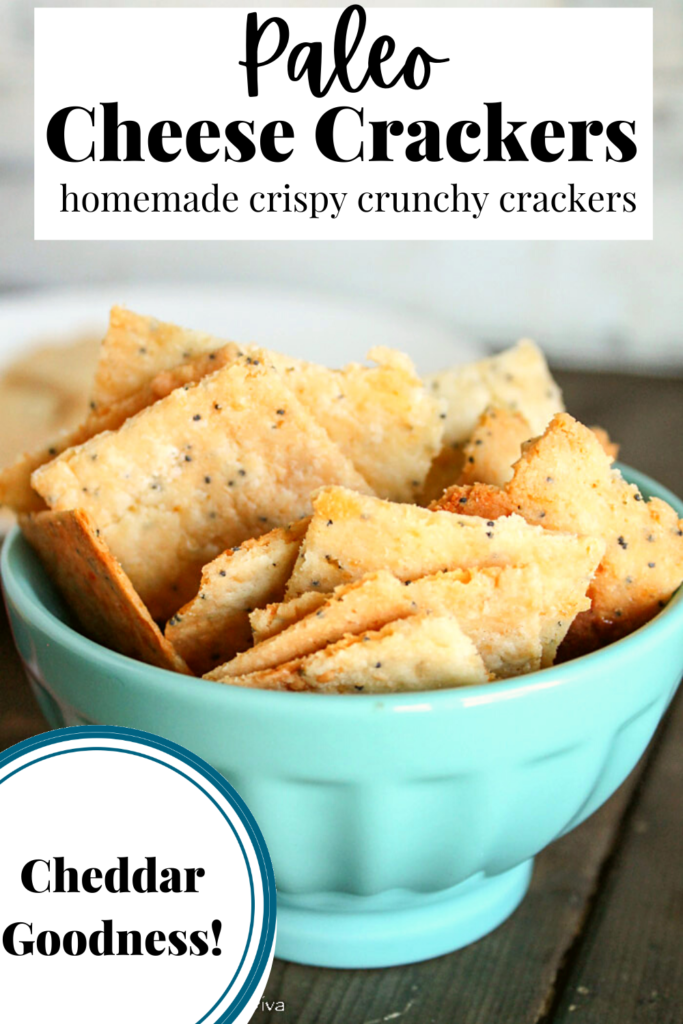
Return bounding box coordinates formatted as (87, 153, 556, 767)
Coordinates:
(275, 859, 533, 968)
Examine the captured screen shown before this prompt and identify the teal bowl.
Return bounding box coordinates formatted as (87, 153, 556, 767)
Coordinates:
(3, 466, 683, 969)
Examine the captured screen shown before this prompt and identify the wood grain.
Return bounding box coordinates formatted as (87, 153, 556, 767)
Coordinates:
(0, 604, 46, 753)
(550, 685, 683, 1024)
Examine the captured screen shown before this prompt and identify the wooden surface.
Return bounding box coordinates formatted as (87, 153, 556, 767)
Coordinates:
(1, 368, 681, 1024)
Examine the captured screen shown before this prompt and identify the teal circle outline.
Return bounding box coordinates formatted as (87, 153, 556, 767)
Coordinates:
(0, 726, 276, 1024)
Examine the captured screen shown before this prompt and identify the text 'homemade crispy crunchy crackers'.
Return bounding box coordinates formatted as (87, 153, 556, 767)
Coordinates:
(32, 356, 371, 621)
(20, 508, 189, 674)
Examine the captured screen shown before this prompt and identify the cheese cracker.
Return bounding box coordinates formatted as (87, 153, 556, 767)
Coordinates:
(32, 356, 371, 621)
(166, 520, 308, 675)
(249, 590, 327, 644)
(215, 570, 408, 679)
(20, 509, 190, 674)
(459, 406, 533, 488)
(268, 346, 444, 501)
(90, 306, 244, 411)
(213, 556, 594, 681)
(435, 413, 683, 652)
(209, 613, 490, 694)
(421, 340, 564, 502)
(0, 344, 242, 516)
(285, 485, 604, 600)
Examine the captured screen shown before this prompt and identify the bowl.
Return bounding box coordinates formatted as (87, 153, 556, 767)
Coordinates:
(3, 465, 683, 969)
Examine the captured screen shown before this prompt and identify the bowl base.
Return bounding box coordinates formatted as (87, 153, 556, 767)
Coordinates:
(275, 859, 533, 968)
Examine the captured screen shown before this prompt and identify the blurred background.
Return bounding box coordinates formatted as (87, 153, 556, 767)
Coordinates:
(0, 0, 681, 370)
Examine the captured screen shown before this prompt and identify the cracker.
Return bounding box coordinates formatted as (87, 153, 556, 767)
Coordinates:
(32, 356, 371, 621)
(0, 334, 100, 487)
(285, 485, 604, 600)
(421, 340, 564, 503)
(92, 309, 443, 500)
(3, 333, 99, 400)
(417, 445, 467, 507)
(214, 570, 408, 679)
(215, 554, 594, 681)
(431, 482, 519, 519)
(165, 519, 308, 675)
(459, 406, 532, 488)
(426, 339, 564, 446)
(209, 613, 490, 694)
(0, 344, 242, 516)
(436, 414, 683, 652)
(90, 306, 244, 411)
(0, 426, 84, 515)
(406, 563, 590, 674)
(20, 509, 189, 674)
(267, 346, 444, 501)
(510, 414, 683, 650)
(249, 590, 326, 644)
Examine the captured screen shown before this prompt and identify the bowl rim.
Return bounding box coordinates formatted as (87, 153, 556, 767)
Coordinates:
(3, 462, 683, 719)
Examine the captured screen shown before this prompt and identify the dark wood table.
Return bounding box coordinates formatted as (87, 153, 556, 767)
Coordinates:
(1, 369, 682, 1024)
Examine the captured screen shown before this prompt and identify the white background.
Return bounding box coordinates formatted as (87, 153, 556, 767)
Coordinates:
(34, 7, 652, 242)
(0, 735, 271, 1024)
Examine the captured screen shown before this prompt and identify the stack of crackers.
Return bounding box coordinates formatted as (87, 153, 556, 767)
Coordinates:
(3, 308, 682, 694)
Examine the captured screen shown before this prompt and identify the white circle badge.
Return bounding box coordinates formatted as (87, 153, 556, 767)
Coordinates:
(0, 726, 276, 1024)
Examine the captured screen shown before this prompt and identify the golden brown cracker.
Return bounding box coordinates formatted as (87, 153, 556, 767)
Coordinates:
(20, 509, 190, 673)
(0, 344, 242, 516)
(508, 414, 683, 649)
(215, 570, 409, 679)
(218, 552, 596, 682)
(208, 613, 490, 694)
(249, 590, 327, 644)
(436, 414, 683, 652)
(426, 339, 563, 444)
(268, 346, 444, 501)
(459, 406, 532, 488)
(431, 482, 519, 519)
(406, 564, 589, 674)
(165, 520, 307, 675)
(92, 309, 443, 500)
(285, 485, 603, 602)
(90, 306, 244, 411)
(32, 356, 371, 621)
(421, 340, 564, 504)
